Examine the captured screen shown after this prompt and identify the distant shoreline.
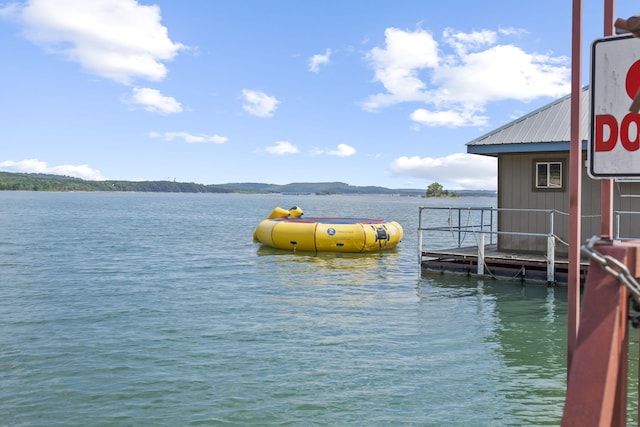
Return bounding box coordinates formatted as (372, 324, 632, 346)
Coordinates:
(0, 171, 497, 197)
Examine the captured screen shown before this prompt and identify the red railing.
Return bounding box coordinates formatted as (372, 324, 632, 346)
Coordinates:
(562, 241, 640, 426)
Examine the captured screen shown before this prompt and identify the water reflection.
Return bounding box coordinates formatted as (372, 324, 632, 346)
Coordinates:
(417, 273, 492, 299)
(418, 275, 568, 424)
(420, 275, 640, 425)
(255, 245, 407, 286)
(545, 287, 556, 324)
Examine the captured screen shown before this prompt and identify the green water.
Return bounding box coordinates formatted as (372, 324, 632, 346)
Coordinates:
(0, 191, 630, 426)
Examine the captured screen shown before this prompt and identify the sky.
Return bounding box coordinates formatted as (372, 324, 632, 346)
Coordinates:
(0, 0, 638, 191)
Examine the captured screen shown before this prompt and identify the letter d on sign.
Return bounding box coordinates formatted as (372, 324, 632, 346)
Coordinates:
(595, 114, 617, 152)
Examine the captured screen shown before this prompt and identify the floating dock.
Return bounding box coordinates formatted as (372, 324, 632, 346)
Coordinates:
(417, 206, 594, 285)
(420, 244, 589, 285)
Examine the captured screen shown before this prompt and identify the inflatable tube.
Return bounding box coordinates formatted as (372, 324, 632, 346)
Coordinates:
(253, 206, 403, 253)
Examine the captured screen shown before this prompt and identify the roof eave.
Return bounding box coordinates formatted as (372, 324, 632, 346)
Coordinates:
(467, 141, 588, 156)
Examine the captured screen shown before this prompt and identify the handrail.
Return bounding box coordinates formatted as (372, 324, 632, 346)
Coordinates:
(418, 206, 558, 282)
(615, 211, 640, 241)
(417, 206, 553, 251)
(417, 206, 640, 284)
(418, 207, 638, 253)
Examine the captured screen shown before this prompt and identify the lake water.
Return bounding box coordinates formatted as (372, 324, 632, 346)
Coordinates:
(0, 192, 603, 425)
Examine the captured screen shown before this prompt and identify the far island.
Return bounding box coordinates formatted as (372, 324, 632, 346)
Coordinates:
(424, 182, 458, 197)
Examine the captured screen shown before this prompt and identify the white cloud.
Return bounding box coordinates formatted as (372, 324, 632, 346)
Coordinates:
(363, 27, 438, 110)
(363, 27, 570, 128)
(328, 144, 356, 157)
(266, 141, 299, 155)
(410, 108, 488, 127)
(312, 144, 356, 157)
(433, 44, 569, 105)
(241, 89, 279, 118)
(0, 159, 106, 180)
(127, 87, 182, 114)
(389, 153, 497, 190)
(8, 0, 186, 85)
(309, 48, 331, 73)
(149, 131, 228, 144)
(443, 27, 496, 56)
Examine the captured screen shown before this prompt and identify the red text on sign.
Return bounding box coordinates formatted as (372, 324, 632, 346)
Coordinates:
(595, 113, 640, 152)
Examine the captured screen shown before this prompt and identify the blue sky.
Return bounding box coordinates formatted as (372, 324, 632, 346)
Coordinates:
(0, 0, 637, 190)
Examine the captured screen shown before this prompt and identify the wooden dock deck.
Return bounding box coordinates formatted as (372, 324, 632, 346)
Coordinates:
(421, 244, 590, 285)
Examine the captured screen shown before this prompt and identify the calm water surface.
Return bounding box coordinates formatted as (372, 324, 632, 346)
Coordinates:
(0, 192, 609, 425)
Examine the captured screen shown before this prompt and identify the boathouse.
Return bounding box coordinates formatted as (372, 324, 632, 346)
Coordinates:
(419, 86, 640, 284)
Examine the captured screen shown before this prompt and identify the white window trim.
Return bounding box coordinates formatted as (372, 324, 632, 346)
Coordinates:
(536, 161, 563, 189)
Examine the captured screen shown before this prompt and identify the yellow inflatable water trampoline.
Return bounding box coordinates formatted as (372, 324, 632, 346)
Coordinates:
(253, 206, 403, 253)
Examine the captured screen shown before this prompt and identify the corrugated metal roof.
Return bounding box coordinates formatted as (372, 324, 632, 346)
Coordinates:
(467, 86, 590, 155)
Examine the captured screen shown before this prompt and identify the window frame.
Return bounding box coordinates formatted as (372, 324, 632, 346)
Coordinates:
(533, 160, 565, 191)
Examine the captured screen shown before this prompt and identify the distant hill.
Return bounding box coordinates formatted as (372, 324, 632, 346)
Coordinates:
(218, 181, 405, 195)
(0, 171, 496, 197)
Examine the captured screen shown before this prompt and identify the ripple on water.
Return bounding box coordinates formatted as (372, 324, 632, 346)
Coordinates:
(0, 193, 584, 426)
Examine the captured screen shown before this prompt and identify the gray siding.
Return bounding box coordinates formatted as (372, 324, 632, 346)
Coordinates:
(616, 182, 640, 240)
(497, 152, 640, 255)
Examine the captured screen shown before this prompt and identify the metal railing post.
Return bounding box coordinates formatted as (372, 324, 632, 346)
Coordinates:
(477, 232, 485, 276)
(547, 235, 556, 284)
(548, 211, 555, 284)
(490, 207, 495, 245)
(418, 207, 424, 267)
(458, 209, 462, 248)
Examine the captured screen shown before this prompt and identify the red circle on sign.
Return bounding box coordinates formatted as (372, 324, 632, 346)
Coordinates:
(626, 60, 640, 99)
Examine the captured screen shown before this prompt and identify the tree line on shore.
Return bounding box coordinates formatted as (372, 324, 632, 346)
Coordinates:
(0, 172, 231, 193)
(0, 172, 412, 195)
(0, 171, 493, 197)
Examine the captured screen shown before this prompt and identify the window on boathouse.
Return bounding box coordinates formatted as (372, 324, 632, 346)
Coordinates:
(535, 161, 563, 189)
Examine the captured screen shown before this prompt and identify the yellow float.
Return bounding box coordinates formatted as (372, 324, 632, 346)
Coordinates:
(253, 206, 403, 253)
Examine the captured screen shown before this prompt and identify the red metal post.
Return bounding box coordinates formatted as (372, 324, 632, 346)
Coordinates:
(565, 5, 638, 423)
(602, 0, 615, 240)
(562, 243, 630, 426)
(567, 0, 582, 370)
(605, 1, 615, 35)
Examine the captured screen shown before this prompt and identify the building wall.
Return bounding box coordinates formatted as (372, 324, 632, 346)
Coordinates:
(615, 181, 640, 240)
(497, 151, 640, 255)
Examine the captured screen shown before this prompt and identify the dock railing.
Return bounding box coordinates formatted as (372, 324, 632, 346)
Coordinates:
(418, 206, 559, 282)
(418, 206, 640, 283)
(615, 211, 640, 241)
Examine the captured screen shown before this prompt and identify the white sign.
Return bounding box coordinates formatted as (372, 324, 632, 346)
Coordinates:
(589, 34, 640, 178)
